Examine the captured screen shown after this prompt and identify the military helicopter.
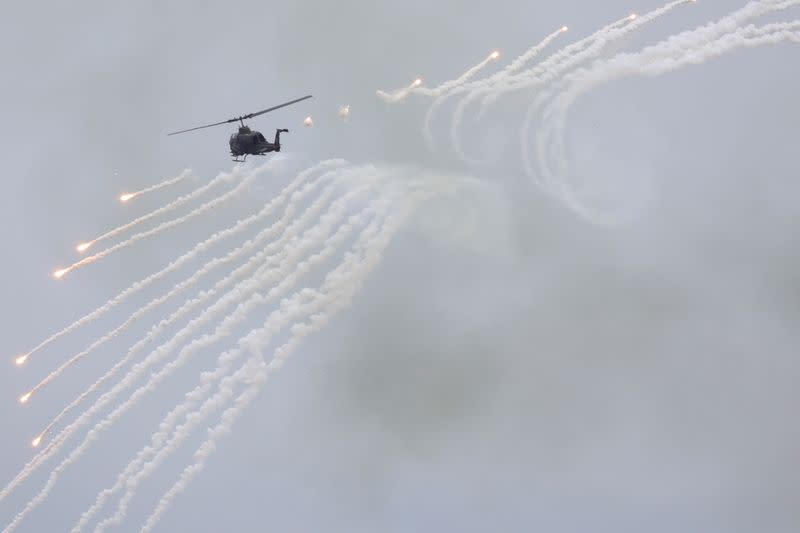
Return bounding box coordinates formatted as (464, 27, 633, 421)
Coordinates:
(167, 95, 312, 162)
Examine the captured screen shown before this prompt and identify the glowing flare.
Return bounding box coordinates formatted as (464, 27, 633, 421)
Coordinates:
(629, 13, 638, 20)
(15, 354, 28, 366)
(31, 436, 42, 448)
(561, 25, 569, 32)
(413, 78, 422, 87)
(76, 242, 93, 253)
(490, 50, 500, 60)
(303, 116, 314, 127)
(119, 193, 136, 203)
(53, 269, 68, 279)
(19, 393, 31, 404)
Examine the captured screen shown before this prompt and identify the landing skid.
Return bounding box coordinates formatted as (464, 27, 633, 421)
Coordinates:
(232, 154, 248, 163)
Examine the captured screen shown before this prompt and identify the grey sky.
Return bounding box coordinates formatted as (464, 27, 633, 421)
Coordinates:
(1, 1, 798, 532)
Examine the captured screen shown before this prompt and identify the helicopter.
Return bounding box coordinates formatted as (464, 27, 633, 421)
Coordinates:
(167, 95, 313, 162)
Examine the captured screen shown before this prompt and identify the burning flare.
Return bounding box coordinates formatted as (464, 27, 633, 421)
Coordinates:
(53, 269, 68, 279)
(15, 354, 28, 366)
(76, 242, 93, 253)
(19, 392, 31, 404)
(31, 436, 42, 448)
(119, 193, 136, 203)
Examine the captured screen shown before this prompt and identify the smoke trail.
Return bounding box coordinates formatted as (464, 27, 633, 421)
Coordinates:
(490, 27, 568, 81)
(53, 165, 266, 279)
(418, 26, 569, 151)
(450, 2, 697, 163)
(376, 78, 423, 103)
(9, 173, 367, 503)
(529, 1, 800, 222)
(77, 168, 197, 252)
(140, 184, 435, 533)
(2, 161, 346, 500)
(118, 171, 190, 204)
(13, 160, 345, 368)
(420, 14, 631, 153)
(33, 173, 347, 440)
(80, 197, 392, 533)
(413, 50, 502, 99)
(22, 165, 352, 405)
(1, 170, 382, 531)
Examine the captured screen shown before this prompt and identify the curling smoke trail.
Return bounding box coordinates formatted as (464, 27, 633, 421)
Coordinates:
(78, 168, 197, 252)
(80, 196, 397, 533)
(140, 183, 438, 533)
(419, 18, 624, 150)
(528, 1, 800, 222)
(22, 165, 353, 405)
(118, 170, 190, 204)
(2, 168, 382, 531)
(449, 2, 695, 163)
(13, 160, 345, 368)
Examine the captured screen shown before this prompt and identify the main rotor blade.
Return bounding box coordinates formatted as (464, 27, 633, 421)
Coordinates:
(167, 117, 239, 136)
(167, 95, 313, 136)
(241, 95, 313, 120)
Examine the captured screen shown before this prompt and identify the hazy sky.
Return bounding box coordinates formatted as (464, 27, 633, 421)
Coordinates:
(1, 1, 798, 532)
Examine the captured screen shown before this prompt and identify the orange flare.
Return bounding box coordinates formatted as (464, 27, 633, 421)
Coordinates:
(629, 13, 637, 20)
(15, 354, 28, 366)
(561, 26, 569, 32)
(413, 78, 422, 87)
(76, 242, 92, 253)
(490, 51, 500, 60)
(53, 269, 68, 279)
(31, 436, 42, 448)
(19, 392, 31, 404)
(119, 193, 135, 203)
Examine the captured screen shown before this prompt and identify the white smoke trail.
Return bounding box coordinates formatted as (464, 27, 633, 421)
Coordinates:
(449, 2, 696, 163)
(78, 168, 198, 252)
(23, 164, 352, 405)
(118, 170, 191, 204)
(34, 173, 346, 441)
(413, 50, 501, 99)
(81, 197, 393, 533)
(529, 1, 800, 222)
(2, 162, 347, 499)
(13, 160, 345, 368)
(490, 26, 569, 83)
(53, 165, 266, 279)
(419, 26, 569, 150)
(1, 169, 381, 532)
(418, 15, 631, 154)
(376, 78, 423, 103)
(140, 183, 436, 533)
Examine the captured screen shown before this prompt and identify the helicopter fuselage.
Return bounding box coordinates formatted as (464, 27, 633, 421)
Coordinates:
(229, 126, 280, 159)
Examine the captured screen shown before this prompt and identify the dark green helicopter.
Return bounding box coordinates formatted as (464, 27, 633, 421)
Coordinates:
(168, 95, 312, 162)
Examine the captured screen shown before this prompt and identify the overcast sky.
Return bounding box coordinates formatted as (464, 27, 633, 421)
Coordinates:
(1, 1, 798, 532)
